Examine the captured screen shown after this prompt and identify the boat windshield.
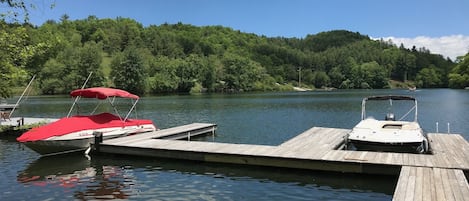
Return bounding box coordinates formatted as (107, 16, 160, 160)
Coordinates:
(361, 95, 418, 122)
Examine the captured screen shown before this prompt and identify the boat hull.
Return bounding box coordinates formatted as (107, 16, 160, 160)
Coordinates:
(347, 118, 429, 153)
(24, 138, 93, 155)
(347, 139, 427, 153)
(346, 95, 430, 154)
(23, 124, 156, 155)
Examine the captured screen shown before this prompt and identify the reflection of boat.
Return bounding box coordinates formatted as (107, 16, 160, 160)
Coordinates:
(346, 95, 429, 153)
(17, 87, 157, 155)
(17, 154, 95, 187)
(17, 154, 129, 199)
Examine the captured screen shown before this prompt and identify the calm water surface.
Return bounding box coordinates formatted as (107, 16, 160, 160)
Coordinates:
(1, 89, 468, 200)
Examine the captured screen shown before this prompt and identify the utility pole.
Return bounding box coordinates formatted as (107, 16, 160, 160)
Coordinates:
(298, 67, 302, 87)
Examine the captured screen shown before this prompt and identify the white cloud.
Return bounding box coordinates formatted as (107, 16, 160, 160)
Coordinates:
(376, 35, 469, 61)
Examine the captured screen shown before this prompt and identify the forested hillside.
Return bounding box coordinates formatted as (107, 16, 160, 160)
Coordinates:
(1, 16, 466, 97)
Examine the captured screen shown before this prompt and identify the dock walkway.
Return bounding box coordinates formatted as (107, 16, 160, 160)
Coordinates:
(105, 123, 216, 143)
(0, 117, 58, 127)
(393, 166, 469, 201)
(95, 126, 469, 201)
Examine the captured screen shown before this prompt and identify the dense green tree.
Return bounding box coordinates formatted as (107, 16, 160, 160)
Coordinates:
(449, 53, 469, 88)
(221, 53, 266, 91)
(311, 71, 330, 88)
(303, 30, 369, 52)
(110, 47, 146, 95)
(25, 22, 66, 75)
(37, 41, 104, 94)
(351, 61, 389, 89)
(393, 48, 417, 81)
(39, 59, 65, 94)
(76, 42, 105, 88)
(175, 55, 202, 92)
(147, 56, 179, 93)
(0, 15, 459, 95)
(0, 23, 46, 97)
(415, 66, 442, 88)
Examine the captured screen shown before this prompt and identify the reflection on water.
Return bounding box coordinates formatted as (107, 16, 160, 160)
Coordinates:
(14, 154, 396, 200)
(16, 154, 130, 199)
(75, 166, 129, 200)
(2, 89, 468, 200)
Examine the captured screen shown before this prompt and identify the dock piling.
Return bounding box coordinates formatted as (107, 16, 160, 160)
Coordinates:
(16, 117, 24, 126)
(93, 131, 103, 152)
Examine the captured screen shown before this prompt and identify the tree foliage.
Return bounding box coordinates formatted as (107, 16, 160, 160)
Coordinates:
(0, 22, 51, 97)
(37, 41, 104, 94)
(110, 47, 146, 95)
(0, 16, 462, 97)
(449, 53, 469, 88)
(416, 66, 442, 88)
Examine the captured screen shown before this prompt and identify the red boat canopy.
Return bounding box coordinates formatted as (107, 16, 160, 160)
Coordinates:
(70, 87, 139, 100)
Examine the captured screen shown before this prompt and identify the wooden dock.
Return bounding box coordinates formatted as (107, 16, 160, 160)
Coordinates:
(0, 117, 58, 127)
(393, 166, 469, 201)
(105, 123, 217, 142)
(0, 103, 17, 110)
(94, 126, 469, 200)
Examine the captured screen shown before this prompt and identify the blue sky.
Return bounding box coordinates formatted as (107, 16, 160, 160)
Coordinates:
(25, 0, 469, 59)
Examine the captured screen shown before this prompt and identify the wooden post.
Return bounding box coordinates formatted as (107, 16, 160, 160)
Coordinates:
(16, 117, 24, 127)
(93, 131, 103, 152)
(212, 127, 215, 141)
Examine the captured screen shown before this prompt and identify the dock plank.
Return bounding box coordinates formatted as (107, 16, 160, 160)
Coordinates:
(448, 169, 464, 201)
(422, 167, 434, 201)
(404, 167, 416, 201)
(279, 127, 348, 151)
(433, 168, 446, 201)
(394, 167, 469, 201)
(454, 169, 469, 201)
(0, 117, 58, 127)
(413, 166, 423, 201)
(393, 166, 410, 201)
(104, 123, 216, 145)
(441, 167, 456, 200)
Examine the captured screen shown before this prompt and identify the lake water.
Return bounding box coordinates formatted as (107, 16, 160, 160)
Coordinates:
(1, 89, 468, 200)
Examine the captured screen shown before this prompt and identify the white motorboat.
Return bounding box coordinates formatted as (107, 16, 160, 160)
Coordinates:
(346, 95, 429, 153)
(17, 87, 157, 155)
